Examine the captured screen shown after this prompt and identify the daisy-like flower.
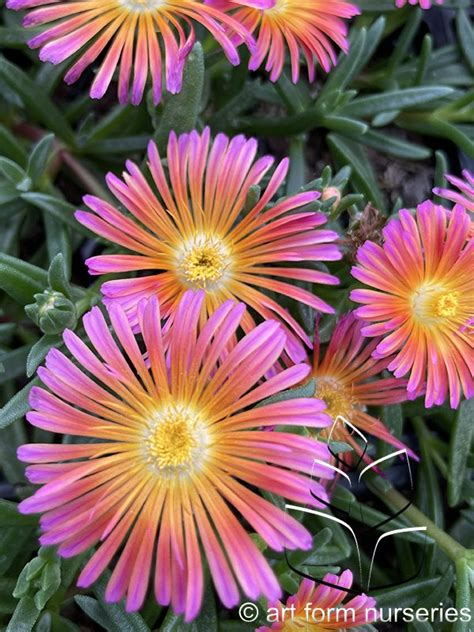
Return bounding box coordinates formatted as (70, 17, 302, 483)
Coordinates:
(395, 0, 442, 8)
(18, 291, 333, 619)
(207, 0, 359, 83)
(311, 312, 414, 459)
(6, 0, 253, 105)
(257, 570, 377, 631)
(350, 201, 474, 409)
(433, 170, 474, 213)
(76, 128, 342, 353)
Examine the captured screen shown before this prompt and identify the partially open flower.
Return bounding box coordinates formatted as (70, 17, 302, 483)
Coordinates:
(6, 0, 253, 104)
(321, 186, 342, 210)
(207, 0, 359, 83)
(257, 570, 377, 631)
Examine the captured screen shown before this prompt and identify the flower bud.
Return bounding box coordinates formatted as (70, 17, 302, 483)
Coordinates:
(321, 186, 342, 210)
(25, 290, 77, 335)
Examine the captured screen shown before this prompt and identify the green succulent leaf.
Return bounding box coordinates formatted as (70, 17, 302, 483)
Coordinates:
(159, 585, 217, 632)
(47, 253, 72, 298)
(0, 500, 37, 527)
(0, 157, 31, 190)
(0, 253, 48, 304)
(75, 596, 113, 631)
(456, 9, 474, 72)
(26, 335, 62, 378)
(448, 398, 474, 507)
(26, 134, 55, 186)
(327, 133, 384, 210)
(359, 129, 431, 159)
(154, 43, 205, 149)
(0, 378, 40, 429)
(0, 57, 75, 145)
(5, 596, 41, 632)
(78, 574, 152, 632)
(340, 87, 454, 119)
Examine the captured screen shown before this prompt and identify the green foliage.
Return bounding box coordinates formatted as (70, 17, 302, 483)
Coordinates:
(153, 43, 206, 149)
(0, 254, 49, 305)
(448, 399, 474, 507)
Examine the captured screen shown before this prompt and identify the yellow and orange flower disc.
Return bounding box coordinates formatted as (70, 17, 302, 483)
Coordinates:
(6, 0, 253, 104)
(351, 201, 474, 409)
(18, 291, 334, 619)
(311, 312, 415, 459)
(76, 128, 342, 354)
(257, 570, 377, 631)
(208, 0, 359, 82)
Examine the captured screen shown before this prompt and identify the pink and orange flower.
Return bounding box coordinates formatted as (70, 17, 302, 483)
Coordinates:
(18, 291, 333, 619)
(311, 312, 414, 460)
(351, 201, 473, 409)
(207, 0, 359, 83)
(6, 0, 253, 104)
(257, 570, 377, 631)
(76, 128, 342, 354)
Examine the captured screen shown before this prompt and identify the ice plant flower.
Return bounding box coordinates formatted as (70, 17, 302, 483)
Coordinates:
(76, 128, 342, 352)
(395, 0, 442, 8)
(206, 0, 359, 83)
(257, 570, 377, 631)
(17, 291, 334, 619)
(433, 170, 474, 213)
(6, 0, 253, 105)
(350, 201, 474, 409)
(311, 312, 414, 459)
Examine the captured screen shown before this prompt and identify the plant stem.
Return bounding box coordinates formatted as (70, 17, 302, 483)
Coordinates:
(367, 476, 466, 562)
(60, 151, 109, 199)
(454, 558, 472, 632)
(74, 278, 104, 317)
(429, 446, 448, 477)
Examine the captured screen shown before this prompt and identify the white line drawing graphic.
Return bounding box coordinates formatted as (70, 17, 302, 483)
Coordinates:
(358, 448, 413, 485)
(327, 414, 369, 446)
(285, 504, 363, 584)
(367, 526, 427, 589)
(286, 414, 428, 592)
(311, 457, 352, 484)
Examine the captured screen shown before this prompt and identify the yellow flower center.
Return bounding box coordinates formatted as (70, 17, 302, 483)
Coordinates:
(145, 404, 207, 476)
(314, 377, 355, 422)
(178, 235, 229, 290)
(412, 283, 461, 324)
(436, 291, 459, 318)
(118, 0, 163, 12)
